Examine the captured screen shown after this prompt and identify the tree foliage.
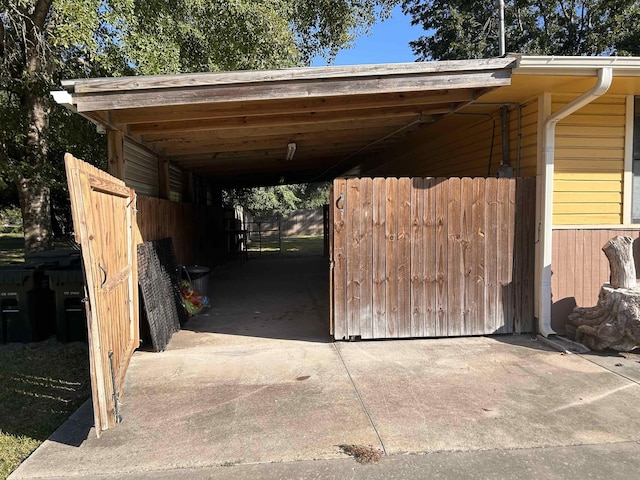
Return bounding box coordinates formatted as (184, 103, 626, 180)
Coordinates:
(223, 183, 330, 221)
(402, 0, 640, 60)
(0, 0, 396, 252)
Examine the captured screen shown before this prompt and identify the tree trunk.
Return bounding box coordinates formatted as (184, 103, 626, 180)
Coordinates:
(603, 236, 636, 289)
(568, 236, 640, 352)
(19, 92, 53, 254)
(568, 285, 640, 352)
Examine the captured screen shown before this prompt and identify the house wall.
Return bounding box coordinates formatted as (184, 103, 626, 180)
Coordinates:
(364, 100, 539, 179)
(553, 94, 627, 225)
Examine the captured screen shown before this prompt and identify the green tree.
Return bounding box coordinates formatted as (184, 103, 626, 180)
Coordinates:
(223, 183, 330, 221)
(402, 0, 640, 61)
(1, 0, 396, 253)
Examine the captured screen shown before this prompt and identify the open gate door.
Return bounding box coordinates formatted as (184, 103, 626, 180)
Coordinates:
(65, 153, 139, 438)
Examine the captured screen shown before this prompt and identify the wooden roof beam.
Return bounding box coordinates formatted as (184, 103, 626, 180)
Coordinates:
(73, 70, 511, 112)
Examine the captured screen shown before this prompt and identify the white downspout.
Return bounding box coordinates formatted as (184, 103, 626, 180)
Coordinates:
(537, 67, 613, 337)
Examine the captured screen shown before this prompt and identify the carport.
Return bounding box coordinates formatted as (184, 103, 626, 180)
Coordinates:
(52, 56, 537, 436)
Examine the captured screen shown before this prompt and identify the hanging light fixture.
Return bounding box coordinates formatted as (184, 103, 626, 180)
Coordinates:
(285, 142, 297, 161)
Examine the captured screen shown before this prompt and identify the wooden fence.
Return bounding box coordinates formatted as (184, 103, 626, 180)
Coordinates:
(551, 228, 640, 333)
(332, 177, 536, 340)
(136, 196, 222, 267)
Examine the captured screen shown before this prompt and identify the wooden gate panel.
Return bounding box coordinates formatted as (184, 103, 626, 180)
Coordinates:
(332, 176, 536, 340)
(332, 179, 347, 340)
(65, 154, 138, 437)
(372, 178, 387, 338)
(410, 177, 425, 337)
(359, 178, 373, 339)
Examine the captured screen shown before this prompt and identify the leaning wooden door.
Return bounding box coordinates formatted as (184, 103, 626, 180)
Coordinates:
(65, 153, 139, 437)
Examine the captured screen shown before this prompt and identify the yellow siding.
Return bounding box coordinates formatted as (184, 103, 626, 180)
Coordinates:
(371, 100, 538, 178)
(553, 94, 626, 225)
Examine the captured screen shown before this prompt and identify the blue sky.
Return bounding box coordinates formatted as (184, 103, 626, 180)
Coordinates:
(312, 5, 425, 66)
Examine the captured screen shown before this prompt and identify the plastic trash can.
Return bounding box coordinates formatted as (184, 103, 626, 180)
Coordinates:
(0, 266, 53, 343)
(47, 268, 87, 342)
(183, 266, 210, 295)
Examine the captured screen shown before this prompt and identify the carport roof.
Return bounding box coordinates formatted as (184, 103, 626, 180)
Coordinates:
(54, 57, 518, 186)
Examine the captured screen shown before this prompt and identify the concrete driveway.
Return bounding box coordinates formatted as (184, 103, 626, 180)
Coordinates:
(10, 256, 640, 479)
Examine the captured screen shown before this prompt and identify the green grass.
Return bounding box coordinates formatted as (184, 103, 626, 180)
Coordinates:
(0, 342, 91, 479)
(247, 234, 324, 256)
(0, 233, 25, 266)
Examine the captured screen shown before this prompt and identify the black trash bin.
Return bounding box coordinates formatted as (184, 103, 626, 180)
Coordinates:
(47, 268, 87, 342)
(0, 266, 53, 343)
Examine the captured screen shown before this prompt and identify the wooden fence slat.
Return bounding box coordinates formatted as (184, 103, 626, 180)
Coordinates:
(460, 178, 474, 335)
(514, 179, 523, 333)
(435, 178, 448, 337)
(346, 179, 361, 338)
(359, 178, 374, 339)
(447, 177, 463, 336)
(372, 178, 387, 338)
(496, 178, 511, 333)
(484, 177, 498, 334)
(385, 178, 399, 338)
(471, 178, 486, 335)
(424, 177, 437, 337)
(333, 178, 347, 340)
(411, 177, 425, 337)
(397, 177, 412, 337)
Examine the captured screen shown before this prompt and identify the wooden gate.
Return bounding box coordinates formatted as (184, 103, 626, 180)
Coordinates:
(331, 177, 535, 340)
(65, 154, 139, 437)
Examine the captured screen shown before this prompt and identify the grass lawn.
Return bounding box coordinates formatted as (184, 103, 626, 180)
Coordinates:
(0, 342, 91, 479)
(0, 233, 25, 266)
(1, 235, 90, 478)
(247, 234, 324, 256)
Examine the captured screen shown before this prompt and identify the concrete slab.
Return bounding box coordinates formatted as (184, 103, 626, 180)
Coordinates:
(14, 441, 640, 480)
(578, 350, 640, 384)
(11, 256, 640, 479)
(336, 336, 640, 454)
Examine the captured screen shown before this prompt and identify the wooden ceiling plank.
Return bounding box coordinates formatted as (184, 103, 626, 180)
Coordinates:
(128, 106, 447, 135)
(109, 88, 482, 125)
(141, 115, 422, 143)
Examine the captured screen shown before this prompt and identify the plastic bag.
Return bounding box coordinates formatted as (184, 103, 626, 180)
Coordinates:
(180, 279, 210, 316)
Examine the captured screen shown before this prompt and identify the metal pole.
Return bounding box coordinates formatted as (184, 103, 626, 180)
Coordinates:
(498, 0, 506, 56)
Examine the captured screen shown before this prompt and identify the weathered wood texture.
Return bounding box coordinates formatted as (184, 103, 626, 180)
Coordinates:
(65, 154, 139, 437)
(603, 236, 636, 289)
(136, 196, 221, 268)
(551, 228, 640, 333)
(332, 176, 535, 340)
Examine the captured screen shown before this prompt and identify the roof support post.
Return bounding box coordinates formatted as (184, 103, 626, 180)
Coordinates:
(536, 67, 613, 337)
(107, 130, 125, 180)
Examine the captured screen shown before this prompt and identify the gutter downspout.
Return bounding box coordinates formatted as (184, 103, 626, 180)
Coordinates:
(537, 67, 613, 337)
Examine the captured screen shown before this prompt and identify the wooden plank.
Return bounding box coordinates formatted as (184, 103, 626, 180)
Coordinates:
(471, 177, 486, 335)
(424, 177, 437, 337)
(435, 177, 448, 336)
(329, 186, 334, 335)
(447, 178, 463, 336)
(71, 57, 516, 93)
(484, 177, 498, 334)
(397, 178, 412, 337)
(372, 178, 387, 338)
(107, 130, 125, 180)
(359, 178, 374, 339)
(496, 178, 511, 333)
(75, 70, 512, 112)
(332, 179, 348, 340)
(411, 177, 425, 337)
(460, 178, 474, 335)
(346, 179, 361, 338)
(520, 177, 535, 332)
(385, 178, 399, 338)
